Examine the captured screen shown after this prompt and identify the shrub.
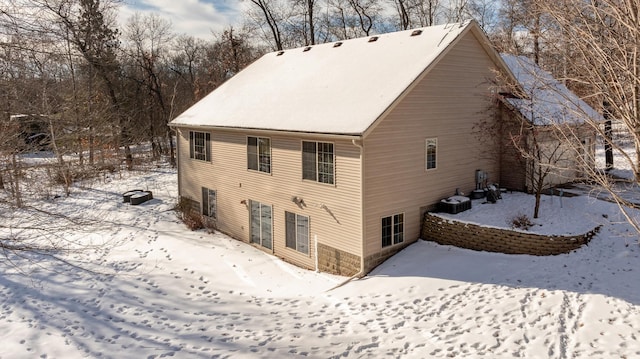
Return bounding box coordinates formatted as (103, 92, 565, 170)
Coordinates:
(510, 213, 534, 231)
(175, 197, 205, 231)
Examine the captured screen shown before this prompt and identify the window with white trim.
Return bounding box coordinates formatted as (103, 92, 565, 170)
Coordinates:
(189, 131, 211, 161)
(302, 141, 334, 184)
(426, 138, 437, 170)
(201, 187, 217, 219)
(382, 213, 404, 248)
(247, 136, 271, 173)
(250, 200, 272, 250)
(285, 211, 309, 255)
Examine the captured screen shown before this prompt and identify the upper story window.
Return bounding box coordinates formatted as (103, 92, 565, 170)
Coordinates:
(247, 136, 271, 173)
(189, 131, 211, 161)
(302, 141, 334, 184)
(426, 138, 437, 170)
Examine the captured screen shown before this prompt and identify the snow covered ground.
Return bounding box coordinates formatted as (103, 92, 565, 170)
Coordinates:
(1, 165, 639, 358)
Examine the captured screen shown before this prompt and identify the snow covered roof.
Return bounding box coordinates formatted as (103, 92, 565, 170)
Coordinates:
(501, 54, 603, 125)
(170, 22, 481, 135)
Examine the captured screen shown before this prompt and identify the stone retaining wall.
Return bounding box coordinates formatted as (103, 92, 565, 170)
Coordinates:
(422, 213, 600, 255)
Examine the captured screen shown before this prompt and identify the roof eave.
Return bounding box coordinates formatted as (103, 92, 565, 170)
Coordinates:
(169, 122, 364, 140)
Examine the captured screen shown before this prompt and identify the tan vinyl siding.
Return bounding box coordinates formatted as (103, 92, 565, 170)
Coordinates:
(499, 106, 527, 191)
(362, 30, 501, 257)
(177, 128, 362, 270)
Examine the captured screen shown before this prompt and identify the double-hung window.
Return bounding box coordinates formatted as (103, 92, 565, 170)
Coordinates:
(201, 187, 217, 219)
(189, 131, 211, 161)
(426, 138, 437, 170)
(285, 212, 309, 255)
(302, 141, 334, 184)
(382, 213, 404, 248)
(247, 136, 271, 173)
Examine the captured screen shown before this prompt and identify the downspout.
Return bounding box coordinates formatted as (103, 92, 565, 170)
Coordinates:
(175, 127, 182, 197)
(327, 137, 365, 291)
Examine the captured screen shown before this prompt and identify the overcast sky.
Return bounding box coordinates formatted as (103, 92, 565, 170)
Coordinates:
(118, 0, 245, 39)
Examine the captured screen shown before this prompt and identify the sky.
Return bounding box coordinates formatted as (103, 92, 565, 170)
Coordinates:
(118, 0, 245, 39)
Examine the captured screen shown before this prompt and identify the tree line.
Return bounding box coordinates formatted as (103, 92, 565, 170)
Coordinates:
(1, 1, 639, 207)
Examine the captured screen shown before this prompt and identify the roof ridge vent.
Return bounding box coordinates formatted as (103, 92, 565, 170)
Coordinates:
(411, 29, 423, 36)
(276, 50, 285, 56)
(303, 46, 312, 52)
(333, 41, 343, 48)
(368, 36, 379, 43)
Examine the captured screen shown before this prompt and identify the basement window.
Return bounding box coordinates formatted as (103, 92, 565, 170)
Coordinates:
(285, 211, 309, 255)
(382, 213, 404, 248)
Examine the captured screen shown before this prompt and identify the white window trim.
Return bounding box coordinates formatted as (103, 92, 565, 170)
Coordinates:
(285, 211, 310, 255)
(189, 130, 211, 162)
(201, 187, 217, 220)
(381, 212, 405, 248)
(425, 137, 437, 171)
(249, 200, 273, 251)
(247, 136, 272, 174)
(301, 140, 336, 185)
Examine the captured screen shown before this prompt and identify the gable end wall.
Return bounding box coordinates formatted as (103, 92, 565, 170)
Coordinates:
(362, 30, 501, 263)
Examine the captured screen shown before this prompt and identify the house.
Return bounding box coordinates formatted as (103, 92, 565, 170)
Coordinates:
(169, 21, 518, 276)
(498, 54, 601, 193)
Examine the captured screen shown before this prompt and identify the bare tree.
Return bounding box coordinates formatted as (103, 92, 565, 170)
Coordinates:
(122, 13, 175, 162)
(327, 0, 382, 39)
(528, 0, 640, 236)
(245, 0, 286, 50)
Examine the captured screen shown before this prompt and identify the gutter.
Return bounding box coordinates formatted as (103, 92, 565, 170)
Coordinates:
(168, 123, 362, 141)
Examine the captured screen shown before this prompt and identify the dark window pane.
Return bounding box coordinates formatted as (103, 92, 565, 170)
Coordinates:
(382, 216, 392, 247)
(285, 212, 296, 249)
(189, 131, 194, 159)
(394, 213, 404, 244)
(247, 137, 258, 170)
(302, 141, 317, 180)
(205, 133, 211, 161)
(201, 187, 209, 216)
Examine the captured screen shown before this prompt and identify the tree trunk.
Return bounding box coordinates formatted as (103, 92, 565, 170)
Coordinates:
(167, 127, 176, 167)
(11, 152, 22, 208)
(49, 119, 70, 197)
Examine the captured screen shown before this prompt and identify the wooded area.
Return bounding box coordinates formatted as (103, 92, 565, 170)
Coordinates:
(1, 0, 639, 211)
